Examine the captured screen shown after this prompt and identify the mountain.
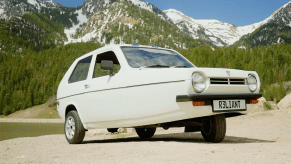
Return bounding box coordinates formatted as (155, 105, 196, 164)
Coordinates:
(233, 1, 291, 48)
(1, 0, 189, 47)
(66, 0, 204, 49)
(0, 0, 80, 28)
(1, 0, 291, 48)
(164, 9, 275, 47)
(81, 0, 172, 22)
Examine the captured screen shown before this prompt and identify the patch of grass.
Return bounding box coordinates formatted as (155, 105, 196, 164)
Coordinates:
(6, 104, 60, 119)
(34, 112, 60, 119)
(264, 102, 273, 110)
(0, 122, 63, 141)
(0, 115, 5, 118)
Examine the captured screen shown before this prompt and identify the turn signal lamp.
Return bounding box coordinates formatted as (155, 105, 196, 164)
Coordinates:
(250, 100, 258, 104)
(193, 101, 205, 106)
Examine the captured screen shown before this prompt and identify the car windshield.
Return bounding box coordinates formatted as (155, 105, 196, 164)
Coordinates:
(121, 47, 195, 68)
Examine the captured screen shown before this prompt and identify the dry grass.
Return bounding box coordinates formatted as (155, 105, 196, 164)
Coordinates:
(5, 104, 60, 119)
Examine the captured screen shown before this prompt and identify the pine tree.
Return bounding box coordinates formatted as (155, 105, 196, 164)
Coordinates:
(278, 82, 286, 102)
(24, 85, 33, 109)
(263, 86, 271, 101)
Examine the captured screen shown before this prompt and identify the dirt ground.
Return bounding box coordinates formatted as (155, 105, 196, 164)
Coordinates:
(1, 104, 291, 163)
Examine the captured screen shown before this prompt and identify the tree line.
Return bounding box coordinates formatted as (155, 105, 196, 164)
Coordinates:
(0, 43, 101, 115)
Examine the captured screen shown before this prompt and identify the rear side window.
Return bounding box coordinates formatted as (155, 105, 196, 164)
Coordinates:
(69, 56, 92, 83)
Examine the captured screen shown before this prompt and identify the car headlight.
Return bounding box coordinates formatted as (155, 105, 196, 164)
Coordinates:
(192, 72, 206, 93)
(247, 75, 257, 92)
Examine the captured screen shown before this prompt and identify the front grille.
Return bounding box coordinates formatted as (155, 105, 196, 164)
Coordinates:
(210, 78, 246, 85)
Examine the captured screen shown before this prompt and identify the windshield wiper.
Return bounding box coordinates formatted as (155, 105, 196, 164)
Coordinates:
(144, 64, 170, 68)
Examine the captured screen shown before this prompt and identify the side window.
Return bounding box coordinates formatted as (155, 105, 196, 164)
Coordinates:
(69, 56, 92, 83)
(93, 51, 121, 78)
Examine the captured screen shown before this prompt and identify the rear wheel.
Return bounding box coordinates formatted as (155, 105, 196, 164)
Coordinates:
(135, 127, 156, 138)
(201, 114, 226, 143)
(65, 111, 85, 144)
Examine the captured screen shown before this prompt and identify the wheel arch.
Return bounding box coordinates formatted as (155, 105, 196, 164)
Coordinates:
(65, 104, 77, 116)
(65, 103, 87, 129)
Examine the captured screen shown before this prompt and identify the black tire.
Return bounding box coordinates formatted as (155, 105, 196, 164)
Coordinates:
(184, 126, 201, 133)
(201, 114, 226, 143)
(135, 127, 156, 138)
(65, 110, 85, 144)
(107, 128, 119, 133)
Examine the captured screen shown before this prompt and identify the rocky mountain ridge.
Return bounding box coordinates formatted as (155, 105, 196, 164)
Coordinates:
(1, 0, 291, 47)
(234, 1, 291, 48)
(163, 7, 280, 47)
(68, 0, 204, 49)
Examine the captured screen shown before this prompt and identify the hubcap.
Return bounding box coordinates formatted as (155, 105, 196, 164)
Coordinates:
(65, 116, 75, 140)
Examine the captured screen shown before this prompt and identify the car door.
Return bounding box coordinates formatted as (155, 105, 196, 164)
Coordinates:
(78, 50, 130, 126)
(65, 55, 93, 101)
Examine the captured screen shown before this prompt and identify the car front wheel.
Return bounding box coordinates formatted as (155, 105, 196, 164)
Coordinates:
(135, 127, 156, 138)
(65, 111, 85, 144)
(201, 114, 226, 143)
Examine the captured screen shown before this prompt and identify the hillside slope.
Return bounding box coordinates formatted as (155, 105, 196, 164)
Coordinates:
(0, 12, 67, 52)
(233, 1, 291, 48)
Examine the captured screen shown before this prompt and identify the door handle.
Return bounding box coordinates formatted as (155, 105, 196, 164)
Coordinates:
(84, 84, 90, 89)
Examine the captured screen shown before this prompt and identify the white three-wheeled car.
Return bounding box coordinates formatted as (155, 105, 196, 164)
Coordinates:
(57, 44, 261, 144)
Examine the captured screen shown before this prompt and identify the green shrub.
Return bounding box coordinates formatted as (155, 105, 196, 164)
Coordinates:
(263, 102, 272, 110)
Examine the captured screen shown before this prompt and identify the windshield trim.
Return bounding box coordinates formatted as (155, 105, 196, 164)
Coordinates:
(120, 46, 196, 68)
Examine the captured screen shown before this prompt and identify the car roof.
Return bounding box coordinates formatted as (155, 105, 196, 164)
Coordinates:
(74, 44, 178, 62)
(102, 44, 175, 51)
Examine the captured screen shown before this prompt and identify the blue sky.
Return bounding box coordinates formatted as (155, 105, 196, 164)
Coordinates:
(52, 0, 291, 27)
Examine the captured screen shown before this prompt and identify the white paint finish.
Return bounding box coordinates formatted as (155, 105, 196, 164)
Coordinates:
(57, 45, 261, 129)
(129, 102, 214, 128)
(79, 50, 130, 123)
(126, 81, 184, 121)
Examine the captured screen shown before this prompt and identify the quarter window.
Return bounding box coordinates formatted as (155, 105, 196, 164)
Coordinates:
(69, 56, 92, 83)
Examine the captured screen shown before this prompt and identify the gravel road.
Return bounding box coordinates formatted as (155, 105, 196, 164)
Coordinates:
(1, 107, 291, 164)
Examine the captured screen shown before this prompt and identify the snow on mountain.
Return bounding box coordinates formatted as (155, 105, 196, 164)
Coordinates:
(27, 0, 38, 6)
(164, 9, 240, 46)
(3, 0, 291, 47)
(127, 0, 171, 21)
(65, 0, 173, 44)
(234, 1, 291, 47)
(164, 5, 287, 47)
(236, 12, 275, 37)
(81, 0, 172, 22)
(65, 9, 89, 44)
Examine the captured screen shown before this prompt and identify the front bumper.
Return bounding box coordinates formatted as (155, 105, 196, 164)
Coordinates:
(176, 93, 262, 105)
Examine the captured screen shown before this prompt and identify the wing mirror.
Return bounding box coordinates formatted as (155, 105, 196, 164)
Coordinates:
(101, 60, 113, 76)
